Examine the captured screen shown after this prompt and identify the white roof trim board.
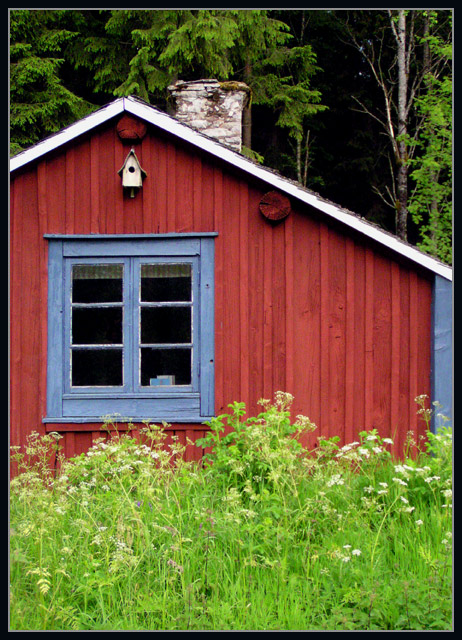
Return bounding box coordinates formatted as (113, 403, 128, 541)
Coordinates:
(10, 96, 452, 281)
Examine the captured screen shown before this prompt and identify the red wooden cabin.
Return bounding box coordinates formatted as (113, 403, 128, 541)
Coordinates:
(10, 92, 452, 466)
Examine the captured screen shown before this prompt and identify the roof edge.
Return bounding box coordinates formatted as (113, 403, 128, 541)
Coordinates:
(9, 98, 126, 172)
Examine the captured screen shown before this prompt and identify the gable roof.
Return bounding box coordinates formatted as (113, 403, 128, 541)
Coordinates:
(10, 95, 452, 281)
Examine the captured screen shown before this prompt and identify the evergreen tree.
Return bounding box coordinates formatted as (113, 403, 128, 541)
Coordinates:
(10, 9, 94, 155)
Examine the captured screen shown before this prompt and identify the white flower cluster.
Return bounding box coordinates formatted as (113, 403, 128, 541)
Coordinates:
(326, 473, 345, 487)
(334, 544, 362, 563)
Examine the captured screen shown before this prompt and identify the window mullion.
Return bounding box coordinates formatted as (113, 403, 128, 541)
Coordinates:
(126, 257, 135, 393)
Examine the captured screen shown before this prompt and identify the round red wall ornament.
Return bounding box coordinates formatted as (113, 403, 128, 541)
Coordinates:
(259, 191, 291, 222)
(116, 115, 147, 142)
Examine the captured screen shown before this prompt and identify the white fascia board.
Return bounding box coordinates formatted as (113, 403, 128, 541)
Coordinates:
(125, 98, 452, 282)
(9, 99, 125, 173)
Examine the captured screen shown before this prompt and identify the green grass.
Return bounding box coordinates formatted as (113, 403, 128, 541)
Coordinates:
(9, 393, 452, 631)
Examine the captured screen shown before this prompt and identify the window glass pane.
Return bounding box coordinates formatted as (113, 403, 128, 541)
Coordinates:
(141, 263, 191, 302)
(141, 307, 191, 344)
(72, 348, 123, 386)
(72, 307, 123, 345)
(140, 348, 191, 386)
(72, 264, 123, 303)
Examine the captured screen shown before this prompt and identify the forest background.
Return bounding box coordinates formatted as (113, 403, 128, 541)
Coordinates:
(9, 9, 452, 264)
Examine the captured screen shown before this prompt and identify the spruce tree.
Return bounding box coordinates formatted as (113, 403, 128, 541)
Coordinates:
(10, 10, 94, 155)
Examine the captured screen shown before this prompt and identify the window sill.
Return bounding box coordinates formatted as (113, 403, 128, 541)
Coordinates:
(43, 417, 214, 431)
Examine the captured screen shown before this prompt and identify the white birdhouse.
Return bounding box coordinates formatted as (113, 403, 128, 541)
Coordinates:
(118, 148, 147, 197)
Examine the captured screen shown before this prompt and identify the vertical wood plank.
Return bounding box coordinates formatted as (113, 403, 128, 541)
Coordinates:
(372, 254, 391, 434)
(409, 271, 419, 436)
(284, 212, 294, 397)
(192, 154, 203, 231)
(345, 237, 355, 444)
(90, 135, 100, 234)
(327, 230, 346, 439)
(97, 128, 114, 234)
(200, 159, 215, 231)
(417, 276, 433, 439)
(292, 213, 321, 440)
(319, 223, 330, 438)
(10, 175, 22, 450)
(271, 220, 286, 394)
(263, 221, 273, 399)
(74, 139, 92, 235)
(222, 175, 241, 407)
(175, 146, 193, 232)
(114, 139, 126, 235)
(364, 247, 374, 431)
(65, 432, 76, 459)
(398, 269, 411, 455)
(390, 262, 401, 442)
(155, 137, 168, 234)
(248, 188, 264, 416)
(65, 147, 75, 234)
(20, 172, 43, 442)
(213, 166, 224, 414)
(353, 244, 366, 432)
(239, 184, 250, 407)
(166, 142, 176, 233)
(38, 164, 50, 425)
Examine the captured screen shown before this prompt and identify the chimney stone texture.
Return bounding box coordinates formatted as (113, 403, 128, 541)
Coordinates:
(167, 79, 250, 152)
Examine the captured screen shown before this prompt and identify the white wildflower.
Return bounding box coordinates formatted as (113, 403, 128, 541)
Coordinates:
(441, 489, 452, 499)
(400, 496, 409, 504)
(383, 438, 394, 445)
(343, 544, 352, 549)
(364, 485, 375, 494)
(327, 474, 344, 487)
(341, 556, 351, 563)
(358, 448, 370, 458)
(352, 549, 361, 556)
(392, 477, 408, 487)
(415, 519, 424, 526)
(366, 435, 378, 441)
(379, 482, 388, 488)
(372, 446, 383, 454)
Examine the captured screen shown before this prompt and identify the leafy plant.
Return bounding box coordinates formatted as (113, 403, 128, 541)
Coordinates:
(10, 393, 452, 631)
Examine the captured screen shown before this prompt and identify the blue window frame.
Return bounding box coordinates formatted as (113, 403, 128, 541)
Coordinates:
(44, 234, 216, 423)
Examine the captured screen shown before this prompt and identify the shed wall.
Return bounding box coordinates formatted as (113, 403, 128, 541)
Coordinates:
(10, 119, 433, 464)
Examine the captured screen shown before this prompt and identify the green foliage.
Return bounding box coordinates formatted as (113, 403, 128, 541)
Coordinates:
(408, 13, 452, 264)
(197, 392, 316, 493)
(10, 10, 95, 154)
(10, 395, 452, 630)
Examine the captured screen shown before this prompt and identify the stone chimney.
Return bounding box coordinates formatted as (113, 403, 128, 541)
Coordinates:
(167, 79, 250, 153)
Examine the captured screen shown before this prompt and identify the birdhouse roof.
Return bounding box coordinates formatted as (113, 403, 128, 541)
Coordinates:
(117, 148, 147, 177)
(10, 95, 451, 281)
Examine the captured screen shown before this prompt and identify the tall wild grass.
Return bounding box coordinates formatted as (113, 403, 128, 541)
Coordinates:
(9, 393, 452, 630)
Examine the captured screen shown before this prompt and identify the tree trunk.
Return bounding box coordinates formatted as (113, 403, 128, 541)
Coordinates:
(242, 58, 252, 149)
(395, 10, 408, 241)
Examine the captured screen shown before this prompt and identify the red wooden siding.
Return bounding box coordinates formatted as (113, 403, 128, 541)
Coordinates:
(10, 118, 433, 464)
